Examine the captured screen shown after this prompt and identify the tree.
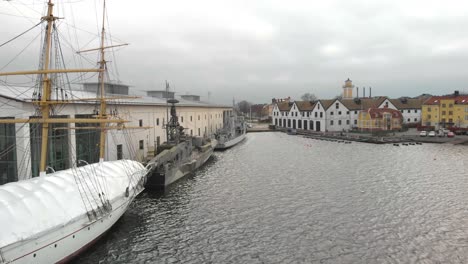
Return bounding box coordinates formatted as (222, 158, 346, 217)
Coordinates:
(236, 100, 251, 114)
(301, 93, 317, 101)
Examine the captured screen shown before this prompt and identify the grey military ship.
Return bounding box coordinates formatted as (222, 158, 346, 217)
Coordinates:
(214, 113, 247, 150)
(145, 99, 216, 189)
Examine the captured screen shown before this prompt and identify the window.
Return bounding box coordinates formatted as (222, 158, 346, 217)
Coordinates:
(198, 115, 200, 120)
(318, 105, 320, 109)
(354, 120, 357, 125)
(338, 111, 342, 115)
(449, 104, 453, 108)
(320, 112, 323, 118)
(449, 118, 453, 123)
(156, 118, 159, 126)
(315, 112, 318, 118)
(427, 114, 431, 119)
(385, 102, 389, 107)
(190, 116, 193, 121)
(139, 119, 143, 127)
(330, 112, 334, 115)
(428, 107, 431, 112)
(449, 111, 453, 115)
(338, 120, 342, 125)
(442, 103, 446, 108)
(117, 144, 123, 160)
(407, 110, 411, 113)
(198, 128, 200, 136)
(295, 112, 298, 117)
(346, 120, 350, 125)
(190, 129, 193, 135)
(414, 118, 417, 122)
(414, 109, 418, 113)
(335, 103, 339, 109)
(346, 111, 349, 115)
(181, 116, 184, 122)
(139, 140, 144, 150)
(407, 118, 410, 122)
(354, 111, 357, 114)
(330, 120, 334, 125)
(442, 111, 446, 115)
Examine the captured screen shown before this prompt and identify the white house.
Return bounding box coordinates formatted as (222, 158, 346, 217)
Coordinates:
(390, 98, 423, 124)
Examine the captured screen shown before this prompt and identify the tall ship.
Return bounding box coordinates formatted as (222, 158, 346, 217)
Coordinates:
(214, 111, 247, 150)
(0, 1, 147, 263)
(145, 99, 216, 189)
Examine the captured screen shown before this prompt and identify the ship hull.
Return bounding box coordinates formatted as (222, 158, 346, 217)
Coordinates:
(0, 160, 146, 264)
(145, 142, 215, 190)
(1, 189, 141, 264)
(215, 132, 246, 150)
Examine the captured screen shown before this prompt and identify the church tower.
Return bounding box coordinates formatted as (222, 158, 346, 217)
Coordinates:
(342, 78, 354, 99)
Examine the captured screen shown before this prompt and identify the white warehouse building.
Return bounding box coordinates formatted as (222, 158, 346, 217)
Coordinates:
(0, 83, 231, 183)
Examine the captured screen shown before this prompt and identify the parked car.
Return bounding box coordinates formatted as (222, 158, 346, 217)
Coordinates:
(428, 131, 436, 137)
(447, 131, 455, 138)
(419, 131, 427, 137)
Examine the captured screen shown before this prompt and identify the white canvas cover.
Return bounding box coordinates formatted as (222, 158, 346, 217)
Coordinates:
(0, 160, 145, 248)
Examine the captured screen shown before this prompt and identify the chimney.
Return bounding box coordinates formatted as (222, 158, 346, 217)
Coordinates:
(369, 87, 372, 98)
(363, 87, 366, 98)
(356, 87, 359, 99)
(454, 90, 460, 96)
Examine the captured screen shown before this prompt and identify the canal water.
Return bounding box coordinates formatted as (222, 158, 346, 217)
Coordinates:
(74, 132, 468, 263)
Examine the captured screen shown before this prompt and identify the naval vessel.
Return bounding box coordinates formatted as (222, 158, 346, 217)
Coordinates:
(145, 99, 216, 189)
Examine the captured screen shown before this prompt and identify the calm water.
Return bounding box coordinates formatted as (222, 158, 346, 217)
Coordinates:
(74, 132, 468, 263)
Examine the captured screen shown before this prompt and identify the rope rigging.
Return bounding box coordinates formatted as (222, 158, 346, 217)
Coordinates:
(0, 21, 43, 49)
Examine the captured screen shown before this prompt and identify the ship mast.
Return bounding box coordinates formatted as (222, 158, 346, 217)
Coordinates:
(0, 0, 128, 176)
(38, 0, 56, 174)
(98, 0, 108, 161)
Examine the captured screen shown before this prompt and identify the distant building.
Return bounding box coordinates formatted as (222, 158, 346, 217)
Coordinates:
(421, 91, 468, 129)
(358, 108, 403, 131)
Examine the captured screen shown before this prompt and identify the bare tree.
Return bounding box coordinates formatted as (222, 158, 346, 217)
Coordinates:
(236, 100, 251, 114)
(300, 93, 317, 101)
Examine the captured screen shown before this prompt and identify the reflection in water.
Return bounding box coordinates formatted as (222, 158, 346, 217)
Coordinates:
(74, 132, 468, 263)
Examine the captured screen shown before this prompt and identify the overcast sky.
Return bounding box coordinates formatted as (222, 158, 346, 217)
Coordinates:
(1, 0, 468, 104)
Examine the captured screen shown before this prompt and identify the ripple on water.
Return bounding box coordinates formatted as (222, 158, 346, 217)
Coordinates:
(73, 133, 468, 264)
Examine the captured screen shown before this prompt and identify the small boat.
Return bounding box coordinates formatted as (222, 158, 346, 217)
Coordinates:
(287, 128, 297, 135)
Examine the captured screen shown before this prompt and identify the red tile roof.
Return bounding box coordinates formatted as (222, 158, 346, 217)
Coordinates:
(366, 108, 403, 119)
(423, 95, 468, 105)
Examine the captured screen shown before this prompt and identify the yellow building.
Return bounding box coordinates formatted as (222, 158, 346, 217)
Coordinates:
(358, 108, 403, 131)
(421, 93, 468, 129)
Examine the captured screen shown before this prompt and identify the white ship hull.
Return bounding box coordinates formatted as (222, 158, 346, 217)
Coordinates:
(2, 194, 134, 263)
(0, 160, 146, 264)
